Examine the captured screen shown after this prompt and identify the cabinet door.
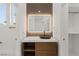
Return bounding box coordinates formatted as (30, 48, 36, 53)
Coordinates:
(0, 26, 17, 56)
(35, 42, 58, 56)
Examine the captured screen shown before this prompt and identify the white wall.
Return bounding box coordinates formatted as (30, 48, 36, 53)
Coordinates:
(53, 3, 68, 56)
(60, 4, 68, 56)
(14, 3, 26, 56)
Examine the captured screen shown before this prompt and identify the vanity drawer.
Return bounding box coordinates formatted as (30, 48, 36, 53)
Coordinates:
(35, 42, 58, 51)
(36, 50, 58, 56)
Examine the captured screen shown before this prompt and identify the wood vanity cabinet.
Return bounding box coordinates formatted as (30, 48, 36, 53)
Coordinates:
(22, 42, 58, 56)
(35, 42, 58, 56)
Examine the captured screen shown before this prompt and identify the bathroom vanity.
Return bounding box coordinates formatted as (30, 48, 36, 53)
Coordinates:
(22, 42, 58, 56)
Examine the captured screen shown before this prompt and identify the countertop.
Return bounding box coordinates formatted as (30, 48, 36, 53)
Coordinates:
(22, 37, 58, 42)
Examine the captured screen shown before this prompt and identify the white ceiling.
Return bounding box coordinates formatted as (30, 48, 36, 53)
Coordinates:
(69, 3, 79, 12)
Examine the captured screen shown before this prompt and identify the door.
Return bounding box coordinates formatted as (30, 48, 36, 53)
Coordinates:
(0, 3, 17, 56)
(0, 25, 17, 56)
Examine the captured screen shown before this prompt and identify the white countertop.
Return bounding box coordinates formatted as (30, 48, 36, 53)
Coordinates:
(22, 37, 58, 42)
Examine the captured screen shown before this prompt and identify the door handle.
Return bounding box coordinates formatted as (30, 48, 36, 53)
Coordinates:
(15, 38, 17, 40)
(63, 38, 65, 40)
(0, 41, 2, 44)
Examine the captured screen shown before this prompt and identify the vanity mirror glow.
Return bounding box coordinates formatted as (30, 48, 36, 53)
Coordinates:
(27, 14, 52, 36)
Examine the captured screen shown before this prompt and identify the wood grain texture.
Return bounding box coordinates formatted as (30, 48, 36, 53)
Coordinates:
(22, 42, 58, 56)
(36, 50, 57, 56)
(35, 42, 57, 51)
(35, 42, 58, 56)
